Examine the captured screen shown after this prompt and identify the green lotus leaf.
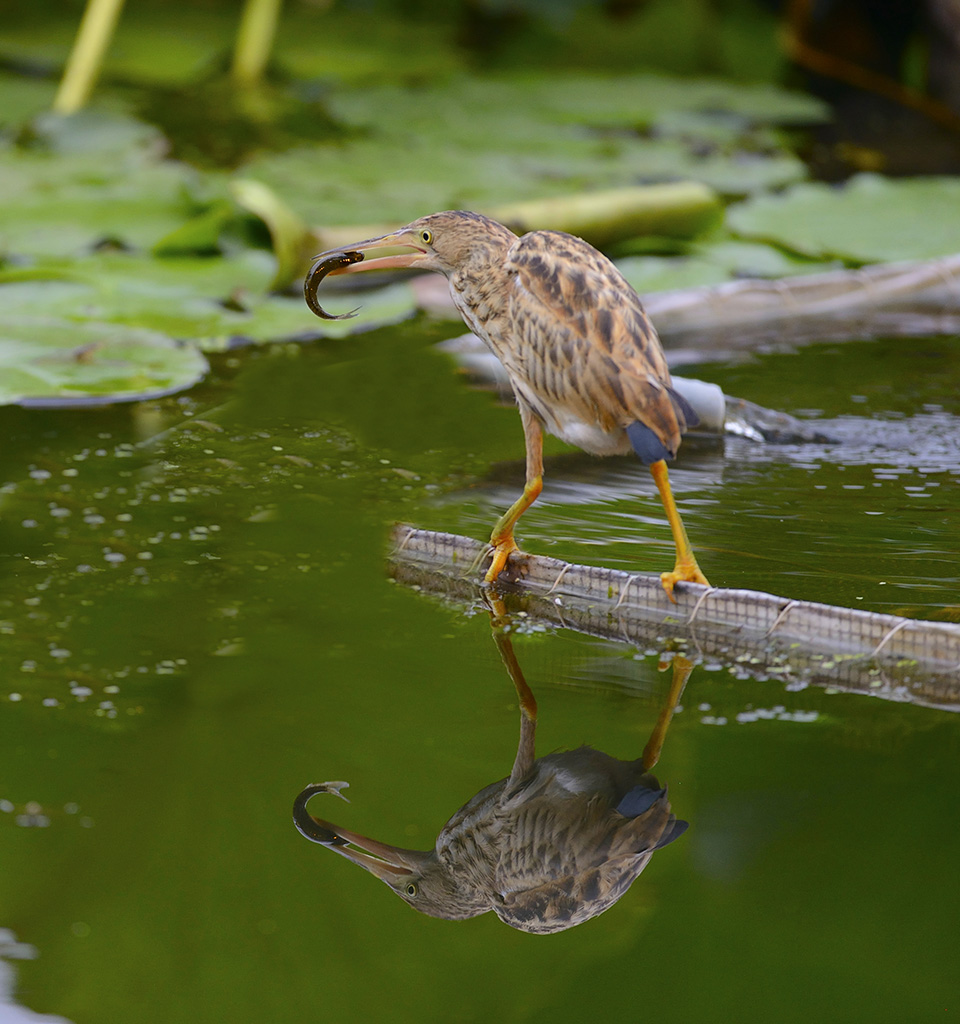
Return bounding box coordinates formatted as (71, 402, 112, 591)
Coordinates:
(727, 174, 960, 262)
(0, 317, 208, 406)
(152, 199, 236, 256)
(0, 139, 213, 258)
(244, 129, 805, 232)
(0, 252, 419, 352)
(616, 238, 839, 295)
(0, 72, 58, 130)
(509, 72, 830, 127)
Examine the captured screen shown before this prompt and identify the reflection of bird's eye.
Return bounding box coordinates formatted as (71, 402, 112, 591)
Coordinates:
(420, 230, 432, 245)
(405, 883, 418, 897)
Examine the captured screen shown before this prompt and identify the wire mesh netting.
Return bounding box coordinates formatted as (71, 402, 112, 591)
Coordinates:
(391, 525, 960, 712)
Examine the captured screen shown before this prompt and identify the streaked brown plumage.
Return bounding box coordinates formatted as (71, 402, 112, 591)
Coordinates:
(304, 210, 709, 599)
(293, 618, 688, 933)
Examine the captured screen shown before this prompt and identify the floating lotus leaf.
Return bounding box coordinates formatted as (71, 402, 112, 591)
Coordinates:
(616, 239, 839, 296)
(510, 73, 829, 127)
(0, 252, 419, 355)
(28, 108, 167, 155)
(0, 72, 58, 129)
(0, 147, 209, 258)
(727, 174, 960, 262)
(0, 318, 208, 406)
(245, 130, 805, 231)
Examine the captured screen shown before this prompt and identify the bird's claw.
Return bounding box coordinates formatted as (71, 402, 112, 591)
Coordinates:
(483, 537, 521, 583)
(660, 565, 711, 604)
(463, 543, 493, 580)
(462, 537, 522, 584)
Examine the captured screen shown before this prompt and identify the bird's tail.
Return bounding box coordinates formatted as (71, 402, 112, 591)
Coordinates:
(625, 386, 700, 464)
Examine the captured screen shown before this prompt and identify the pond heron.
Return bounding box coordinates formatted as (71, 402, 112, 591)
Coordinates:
(293, 617, 689, 933)
(304, 210, 709, 600)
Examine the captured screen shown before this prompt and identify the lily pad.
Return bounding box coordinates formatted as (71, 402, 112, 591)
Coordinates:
(26, 108, 167, 156)
(284, 73, 817, 210)
(0, 72, 59, 130)
(616, 238, 840, 295)
(511, 73, 830, 128)
(0, 251, 420, 352)
(617, 256, 733, 294)
(0, 318, 208, 407)
(727, 174, 960, 263)
(686, 239, 841, 278)
(197, 280, 419, 350)
(0, 148, 210, 259)
(245, 117, 807, 231)
(0, 110, 219, 259)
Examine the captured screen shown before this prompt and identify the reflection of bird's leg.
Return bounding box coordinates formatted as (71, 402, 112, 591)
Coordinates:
(649, 459, 710, 602)
(485, 404, 543, 583)
(491, 615, 538, 787)
(642, 655, 693, 770)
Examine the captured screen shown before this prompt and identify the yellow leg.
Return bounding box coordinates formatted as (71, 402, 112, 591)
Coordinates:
(642, 655, 693, 770)
(650, 459, 710, 602)
(489, 597, 538, 787)
(484, 405, 544, 583)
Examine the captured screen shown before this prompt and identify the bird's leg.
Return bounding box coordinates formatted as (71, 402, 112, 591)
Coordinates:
(642, 655, 693, 770)
(491, 613, 538, 788)
(484, 405, 543, 583)
(649, 459, 710, 602)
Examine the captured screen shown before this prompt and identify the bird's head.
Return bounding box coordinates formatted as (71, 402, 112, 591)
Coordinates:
(304, 211, 517, 318)
(294, 783, 489, 921)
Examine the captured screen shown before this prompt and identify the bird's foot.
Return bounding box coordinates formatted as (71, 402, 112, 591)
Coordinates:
(660, 562, 710, 604)
(463, 537, 517, 581)
(483, 537, 520, 583)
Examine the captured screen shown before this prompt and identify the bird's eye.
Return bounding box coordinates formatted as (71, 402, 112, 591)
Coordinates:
(420, 230, 433, 245)
(405, 883, 418, 897)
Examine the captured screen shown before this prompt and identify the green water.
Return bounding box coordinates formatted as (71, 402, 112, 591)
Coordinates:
(1, 324, 958, 1022)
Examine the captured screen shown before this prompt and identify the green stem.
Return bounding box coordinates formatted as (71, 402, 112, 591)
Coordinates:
(52, 0, 127, 114)
(489, 183, 722, 249)
(231, 0, 284, 87)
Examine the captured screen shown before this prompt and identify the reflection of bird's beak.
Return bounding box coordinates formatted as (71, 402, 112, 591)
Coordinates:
(293, 783, 430, 884)
(315, 229, 429, 275)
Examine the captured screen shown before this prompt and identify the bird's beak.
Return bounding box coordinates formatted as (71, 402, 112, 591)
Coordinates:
(294, 783, 430, 884)
(304, 228, 430, 320)
(314, 228, 429, 275)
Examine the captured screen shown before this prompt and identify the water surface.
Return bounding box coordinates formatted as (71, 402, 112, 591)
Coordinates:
(1, 326, 958, 1022)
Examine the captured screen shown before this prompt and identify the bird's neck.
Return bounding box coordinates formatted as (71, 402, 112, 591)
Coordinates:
(449, 256, 511, 345)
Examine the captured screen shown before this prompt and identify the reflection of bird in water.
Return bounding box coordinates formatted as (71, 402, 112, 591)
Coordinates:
(304, 211, 709, 601)
(293, 608, 690, 933)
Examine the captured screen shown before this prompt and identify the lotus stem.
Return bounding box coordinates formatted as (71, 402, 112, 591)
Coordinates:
(232, 0, 284, 87)
(52, 0, 127, 114)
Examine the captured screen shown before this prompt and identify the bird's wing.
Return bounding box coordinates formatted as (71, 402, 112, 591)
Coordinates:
(504, 231, 692, 449)
(494, 853, 656, 934)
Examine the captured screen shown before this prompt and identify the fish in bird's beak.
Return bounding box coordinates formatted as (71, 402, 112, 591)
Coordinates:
(293, 782, 430, 886)
(303, 227, 431, 320)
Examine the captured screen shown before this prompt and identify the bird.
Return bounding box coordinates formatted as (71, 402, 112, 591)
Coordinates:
(293, 610, 689, 934)
(304, 210, 710, 601)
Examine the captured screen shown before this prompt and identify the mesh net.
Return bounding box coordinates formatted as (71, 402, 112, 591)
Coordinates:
(390, 525, 960, 712)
